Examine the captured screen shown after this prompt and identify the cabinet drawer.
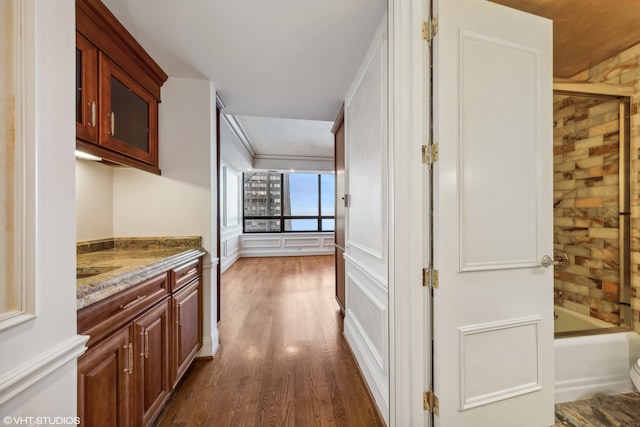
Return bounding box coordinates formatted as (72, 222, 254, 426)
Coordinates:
(170, 258, 201, 292)
(78, 273, 169, 347)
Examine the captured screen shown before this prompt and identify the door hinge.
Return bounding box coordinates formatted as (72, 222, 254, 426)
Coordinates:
(422, 144, 438, 165)
(422, 16, 438, 45)
(423, 390, 439, 415)
(422, 267, 438, 289)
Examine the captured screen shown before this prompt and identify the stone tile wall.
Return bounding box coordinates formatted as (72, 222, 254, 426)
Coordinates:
(571, 42, 640, 333)
(553, 94, 621, 326)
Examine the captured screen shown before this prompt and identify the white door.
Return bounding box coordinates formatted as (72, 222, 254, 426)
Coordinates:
(431, 0, 554, 426)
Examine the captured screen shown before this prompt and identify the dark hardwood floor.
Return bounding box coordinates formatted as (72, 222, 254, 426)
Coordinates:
(154, 255, 385, 427)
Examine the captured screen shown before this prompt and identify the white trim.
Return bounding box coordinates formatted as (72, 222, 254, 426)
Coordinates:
(344, 316, 390, 422)
(198, 328, 220, 358)
(0, 334, 89, 405)
(0, 0, 37, 332)
(222, 114, 257, 157)
(388, 0, 428, 425)
(458, 316, 542, 410)
(240, 249, 334, 258)
(343, 253, 388, 294)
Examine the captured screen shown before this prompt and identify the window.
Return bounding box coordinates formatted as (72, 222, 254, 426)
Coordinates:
(243, 172, 335, 233)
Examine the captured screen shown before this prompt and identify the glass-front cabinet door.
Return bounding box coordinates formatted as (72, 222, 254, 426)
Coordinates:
(76, 32, 98, 144)
(99, 53, 158, 166)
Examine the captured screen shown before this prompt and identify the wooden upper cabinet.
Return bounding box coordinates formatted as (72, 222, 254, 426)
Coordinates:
(76, 32, 98, 144)
(76, 0, 167, 174)
(99, 54, 158, 166)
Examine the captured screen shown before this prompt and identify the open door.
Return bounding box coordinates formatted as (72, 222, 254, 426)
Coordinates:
(431, 0, 554, 425)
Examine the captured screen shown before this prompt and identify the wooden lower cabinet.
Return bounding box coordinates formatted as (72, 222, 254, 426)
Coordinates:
(78, 256, 203, 427)
(134, 298, 171, 427)
(171, 277, 202, 388)
(78, 324, 134, 427)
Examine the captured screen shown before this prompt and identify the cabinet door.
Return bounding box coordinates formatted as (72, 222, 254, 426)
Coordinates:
(99, 53, 158, 166)
(171, 278, 202, 387)
(76, 32, 98, 143)
(78, 325, 134, 427)
(134, 298, 171, 427)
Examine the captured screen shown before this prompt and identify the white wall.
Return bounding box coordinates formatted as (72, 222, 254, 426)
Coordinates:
(76, 160, 114, 241)
(112, 77, 219, 357)
(219, 118, 249, 272)
(0, 0, 87, 419)
(342, 15, 389, 423)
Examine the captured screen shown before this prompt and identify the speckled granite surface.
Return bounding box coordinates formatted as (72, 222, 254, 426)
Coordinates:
(77, 237, 206, 310)
(555, 392, 640, 427)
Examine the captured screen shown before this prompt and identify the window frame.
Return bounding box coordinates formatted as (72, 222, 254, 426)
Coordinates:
(242, 172, 335, 233)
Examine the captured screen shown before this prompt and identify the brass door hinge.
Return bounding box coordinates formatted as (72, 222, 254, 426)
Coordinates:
(422, 144, 438, 165)
(422, 16, 438, 46)
(423, 390, 439, 415)
(422, 267, 438, 289)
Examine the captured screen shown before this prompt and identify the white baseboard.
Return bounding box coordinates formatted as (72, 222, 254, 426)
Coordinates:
(198, 328, 220, 358)
(240, 248, 334, 258)
(220, 253, 240, 273)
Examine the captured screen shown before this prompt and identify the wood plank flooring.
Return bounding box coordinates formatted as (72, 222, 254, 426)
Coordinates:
(154, 255, 385, 427)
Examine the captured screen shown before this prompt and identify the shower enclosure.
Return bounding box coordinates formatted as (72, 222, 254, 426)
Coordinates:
(552, 81, 632, 337)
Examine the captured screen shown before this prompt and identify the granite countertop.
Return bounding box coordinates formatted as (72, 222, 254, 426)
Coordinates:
(77, 237, 206, 310)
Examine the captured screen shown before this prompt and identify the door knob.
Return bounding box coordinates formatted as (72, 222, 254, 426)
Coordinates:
(541, 251, 569, 269)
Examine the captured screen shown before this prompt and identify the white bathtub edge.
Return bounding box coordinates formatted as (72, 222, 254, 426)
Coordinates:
(554, 331, 640, 403)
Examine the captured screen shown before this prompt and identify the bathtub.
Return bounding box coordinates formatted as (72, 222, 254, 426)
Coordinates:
(554, 306, 640, 403)
(554, 305, 616, 334)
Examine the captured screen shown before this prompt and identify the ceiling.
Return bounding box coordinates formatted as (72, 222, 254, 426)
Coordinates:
(101, 0, 385, 163)
(491, 0, 640, 78)
(100, 0, 640, 161)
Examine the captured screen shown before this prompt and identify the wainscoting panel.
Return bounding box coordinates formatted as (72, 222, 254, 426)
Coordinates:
(344, 256, 389, 415)
(240, 233, 335, 258)
(220, 230, 241, 273)
(458, 317, 541, 410)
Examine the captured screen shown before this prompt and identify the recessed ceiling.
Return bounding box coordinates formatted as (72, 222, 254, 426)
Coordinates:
(234, 115, 334, 159)
(491, 0, 640, 78)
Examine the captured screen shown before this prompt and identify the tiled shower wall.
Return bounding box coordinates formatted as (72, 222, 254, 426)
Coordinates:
(571, 42, 640, 333)
(553, 95, 621, 326)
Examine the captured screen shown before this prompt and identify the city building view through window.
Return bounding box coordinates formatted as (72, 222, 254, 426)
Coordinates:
(243, 172, 335, 233)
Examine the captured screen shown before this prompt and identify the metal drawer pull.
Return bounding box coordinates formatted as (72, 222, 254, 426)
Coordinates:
(119, 295, 147, 310)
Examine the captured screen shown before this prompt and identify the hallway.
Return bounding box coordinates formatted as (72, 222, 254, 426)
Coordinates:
(155, 255, 385, 426)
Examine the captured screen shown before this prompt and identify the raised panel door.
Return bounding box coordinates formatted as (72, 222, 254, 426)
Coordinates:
(77, 324, 133, 427)
(171, 278, 202, 387)
(76, 32, 98, 144)
(134, 298, 171, 427)
(99, 53, 158, 166)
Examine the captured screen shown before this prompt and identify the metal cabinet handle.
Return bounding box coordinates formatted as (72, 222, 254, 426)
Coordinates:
(177, 304, 183, 326)
(143, 330, 149, 359)
(88, 101, 96, 127)
(110, 111, 115, 136)
(119, 295, 147, 310)
(123, 343, 133, 374)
